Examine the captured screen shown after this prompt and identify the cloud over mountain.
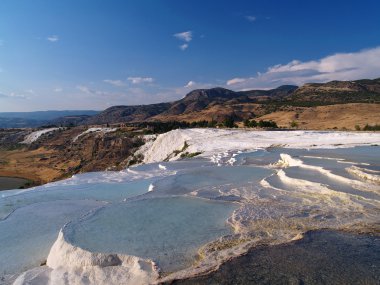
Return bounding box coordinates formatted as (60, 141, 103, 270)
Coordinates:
(227, 46, 380, 90)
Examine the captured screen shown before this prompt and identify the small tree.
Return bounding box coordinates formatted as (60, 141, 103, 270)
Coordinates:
(258, 120, 278, 128)
(223, 116, 236, 128)
(208, 120, 217, 128)
(363, 124, 380, 131)
(355, 125, 361, 131)
(290, 121, 298, 128)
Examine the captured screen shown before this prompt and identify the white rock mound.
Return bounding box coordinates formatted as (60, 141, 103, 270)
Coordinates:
(142, 128, 380, 164)
(21, 128, 59, 144)
(73, 127, 117, 142)
(14, 230, 159, 285)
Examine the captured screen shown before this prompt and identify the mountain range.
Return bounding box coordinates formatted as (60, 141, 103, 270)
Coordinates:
(0, 110, 99, 128)
(83, 78, 380, 126)
(1, 78, 379, 128)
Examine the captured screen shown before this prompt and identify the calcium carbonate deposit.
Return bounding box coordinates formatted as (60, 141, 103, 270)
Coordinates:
(1, 129, 379, 285)
(21, 128, 60, 144)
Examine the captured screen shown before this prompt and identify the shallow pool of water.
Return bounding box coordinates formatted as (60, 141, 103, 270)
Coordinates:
(65, 197, 237, 272)
(1, 145, 379, 284)
(150, 165, 273, 197)
(0, 177, 30, 191)
(0, 178, 154, 220)
(0, 199, 104, 281)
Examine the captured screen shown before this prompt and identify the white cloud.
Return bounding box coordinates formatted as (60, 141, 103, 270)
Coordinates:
(174, 31, 193, 50)
(226, 78, 247, 86)
(77, 85, 91, 94)
(53, 88, 63, 92)
(76, 85, 112, 97)
(47, 35, 59, 42)
(226, 46, 380, 90)
(103, 79, 125, 87)
(174, 31, 192, 42)
(176, 81, 214, 96)
(0, 91, 28, 99)
(245, 15, 256, 22)
(179, 43, 189, 51)
(184, 81, 196, 88)
(127, 77, 154, 84)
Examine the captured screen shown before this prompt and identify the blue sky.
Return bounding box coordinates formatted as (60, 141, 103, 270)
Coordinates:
(1, 0, 380, 111)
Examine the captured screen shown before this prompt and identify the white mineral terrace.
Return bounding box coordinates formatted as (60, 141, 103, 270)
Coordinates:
(142, 129, 380, 163)
(1, 129, 378, 285)
(21, 128, 60, 144)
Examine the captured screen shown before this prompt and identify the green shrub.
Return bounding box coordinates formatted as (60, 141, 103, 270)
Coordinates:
(258, 120, 278, 128)
(244, 119, 277, 128)
(363, 124, 380, 131)
(223, 117, 237, 128)
(180, 152, 202, 158)
(137, 120, 219, 134)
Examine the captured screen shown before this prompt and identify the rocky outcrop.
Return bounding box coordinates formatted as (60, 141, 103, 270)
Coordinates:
(0, 127, 146, 185)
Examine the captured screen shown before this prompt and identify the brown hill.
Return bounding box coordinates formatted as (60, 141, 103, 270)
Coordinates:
(83, 78, 380, 126)
(0, 126, 144, 185)
(84, 103, 171, 125)
(257, 103, 380, 130)
(288, 78, 380, 103)
(85, 85, 298, 124)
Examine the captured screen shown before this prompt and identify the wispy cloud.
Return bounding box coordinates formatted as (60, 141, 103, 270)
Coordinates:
(179, 43, 189, 51)
(127, 77, 154, 84)
(76, 85, 111, 97)
(226, 78, 246, 85)
(103, 79, 125, 87)
(184, 81, 196, 88)
(47, 35, 59, 42)
(181, 80, 214, 93)
(77, 85, 91, 94)
(226, 46, 380, 90)
(53, 87, 63, 92)
(174, 31, 193, 50)
(245, 15, 256, 22)
(0, 91, 28, 99)
(174, 31, 192, 42)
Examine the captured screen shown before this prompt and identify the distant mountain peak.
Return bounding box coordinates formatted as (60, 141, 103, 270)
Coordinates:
(73, 78, 380, 126)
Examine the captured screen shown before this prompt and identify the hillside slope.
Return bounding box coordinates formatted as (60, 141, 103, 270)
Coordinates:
(84, 103, 171, 125)
(257, 103, 380, 130)
(288, 78, 380, 103)
(84, 78, 380, 127)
